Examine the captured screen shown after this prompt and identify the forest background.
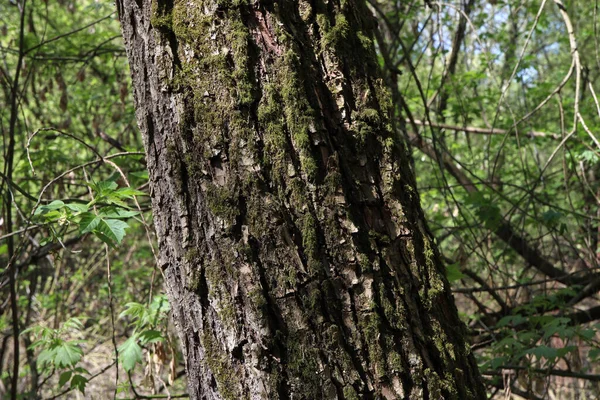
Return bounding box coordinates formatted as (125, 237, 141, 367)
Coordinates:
(2, 0, 600, 399)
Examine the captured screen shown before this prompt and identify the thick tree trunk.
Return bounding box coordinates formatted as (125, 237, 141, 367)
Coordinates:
(116, 0, 486, 398)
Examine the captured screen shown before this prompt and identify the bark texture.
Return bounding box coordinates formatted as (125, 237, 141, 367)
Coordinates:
(116, 0, 486, 398)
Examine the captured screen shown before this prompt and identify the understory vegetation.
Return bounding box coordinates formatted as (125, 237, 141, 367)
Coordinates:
(2, 0, 600, 398)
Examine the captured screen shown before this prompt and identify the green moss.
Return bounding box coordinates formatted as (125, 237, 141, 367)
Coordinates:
(172, 1, 211, 44)
(204, 260, 238, 327)
(379, 285, 405, 330)
(358, 108, 380, 124)
(203, 333, 240, 400)
(286, 331, 321, 398)
(279, 50, 319, 182)
(360, 312, 386, 377)
(248, 287, 267, 310)
(356, 31, 374, 56)
(257, 82, 287, 178)
(424, 368, 459, 399)
(227, 16, 254, 106)
(420, 236, 445, 309)
(150, 0, 173, 31)
(368, 230, 390, 245)
(303, 285, 322, 319)
(387, 350, 403, 373)
(357, 253, 372, 272)
(300, 213, 319, 270)
(322, 13, 350, 49)
(205, 184, 239, 223)
(431, 320, 456, 361)
(343, 385, 359, 400)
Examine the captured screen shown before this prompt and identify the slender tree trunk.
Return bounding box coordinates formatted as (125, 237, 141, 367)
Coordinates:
(116, 0, 486, 398)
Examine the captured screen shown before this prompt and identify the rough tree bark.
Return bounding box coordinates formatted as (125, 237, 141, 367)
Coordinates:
(116, 0, 486, 398)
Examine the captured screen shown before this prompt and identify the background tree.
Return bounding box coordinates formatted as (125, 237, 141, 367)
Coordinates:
(115, 0, 486, 398)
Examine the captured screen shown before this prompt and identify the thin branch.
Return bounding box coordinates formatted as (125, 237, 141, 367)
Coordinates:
(409, 119, 560, 139)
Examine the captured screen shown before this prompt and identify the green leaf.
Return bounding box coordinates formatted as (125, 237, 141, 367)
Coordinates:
(130, 171, 149, 180)
(73, 367, 90, 374)
(114, 187, 147, 198)
(119, 302, 146, 320)
(526, 345, 557, 360)
(541, 210, 562, 228)
(119, 336, 142, 372)
(59, 371, 73, 388)
(70, 374, 88, 393)
(35, 200, 65, 216)
(99, 209, 139, 219)
(445, 263, 464, 283)
(54, 342, 83, 368)
(38, 348, 57, 367)
(579, 329, 596, 340)
(65, 203, 89, 213)
(94, 219, 129, 247)
(496, 315, 527, 328)
(150, 295, 170, 315)
(556, 345, 577, 358)
(579, 150, 599, 164)
(79, 213, 100, 234)
(91, 180, 118, 195)
(490, 356, 509, 369)
(63, 318, 85, 331)
(139, 330, 164, 344)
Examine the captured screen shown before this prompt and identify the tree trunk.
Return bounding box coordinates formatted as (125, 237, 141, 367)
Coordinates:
(116, 0, 486, 398)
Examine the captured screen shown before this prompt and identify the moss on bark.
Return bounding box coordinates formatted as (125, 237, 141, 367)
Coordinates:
(117, 0, 488, 397)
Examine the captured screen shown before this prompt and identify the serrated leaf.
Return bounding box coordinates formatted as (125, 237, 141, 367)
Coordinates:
(63, 318, 84, 331)
(59, 371, 73, 388)
(119, 302, 146, 320)
(79, 213, 100, 234)
(105, 196, 128, 208)
(64, 203, 89, 213)
(579, 329, 596, 340)
(35, 200, 65, 216)
(70, 374, 88, 393)
(99, 209, 139, 219)
(556, 345, 577, 358)
(114, 187, 147, 198)
(96, 219, 129, 246)
(119, 336, 142, 372)
(38, 348, 57, 367)
(54, 342, 83, 368)
(526, 345, 557, 360)
(73, 367, 90, 374)
(139, 330, 164, 344)
(91, 180, 118, 195)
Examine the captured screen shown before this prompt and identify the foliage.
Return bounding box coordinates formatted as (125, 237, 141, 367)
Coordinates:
(23, 318, 88, 393)
(118, 295, 170, 372)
